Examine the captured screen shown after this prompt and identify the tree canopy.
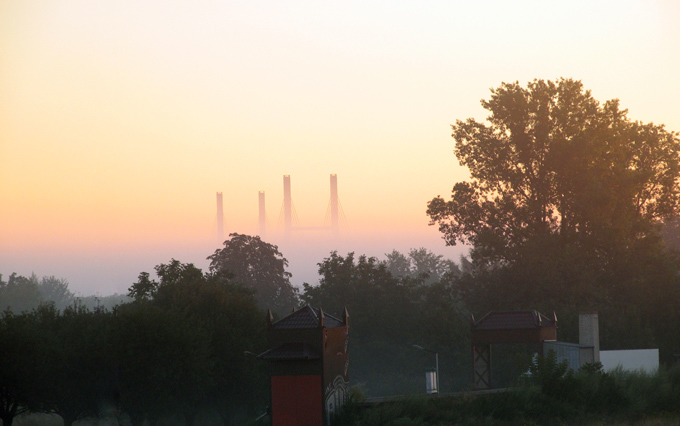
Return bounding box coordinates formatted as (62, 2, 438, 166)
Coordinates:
(427, 78, 680, 264)
(427, 79, 680, 355)
(383, 248, 460, 284)
(207, 233, 298, 316)
(302, 251, 470, 395)
(0, 273, 76, 314)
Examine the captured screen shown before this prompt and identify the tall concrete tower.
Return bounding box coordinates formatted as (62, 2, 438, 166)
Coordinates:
(330, 174, 339, 235)
(283, 175, 292, 238)
(216, 192, 224, 243)
(259, 191, 266, 239)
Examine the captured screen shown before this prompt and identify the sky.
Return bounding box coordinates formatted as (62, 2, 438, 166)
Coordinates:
(1, 0, 679, 295)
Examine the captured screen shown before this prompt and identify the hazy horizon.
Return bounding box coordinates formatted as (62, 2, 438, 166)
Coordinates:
(1, 224, 468, 296)
(2, 0, 679, 296)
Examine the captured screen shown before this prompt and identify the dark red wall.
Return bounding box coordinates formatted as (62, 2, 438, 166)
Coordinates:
(271, 375, 323, 426)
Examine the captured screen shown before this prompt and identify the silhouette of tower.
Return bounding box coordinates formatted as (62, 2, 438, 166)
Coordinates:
(330, 174, 339, 236)
(281, 174, 341, 238)
(283, 175, 292, 238)
(259, 191, 266, 239)
(216, 192, 224, 243)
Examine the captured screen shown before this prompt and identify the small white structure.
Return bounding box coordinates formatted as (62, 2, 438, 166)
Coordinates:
(425, 368, 438, 394)
(600, 349, 659, 373)
(550, 313, 659, 374)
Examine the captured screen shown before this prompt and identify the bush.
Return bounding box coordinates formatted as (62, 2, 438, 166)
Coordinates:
(337, 360, 680, 426)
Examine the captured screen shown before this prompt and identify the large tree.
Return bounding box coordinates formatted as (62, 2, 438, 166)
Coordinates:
(0, 273, 41, 314)
(427, 79, 680, 353)
(207, 233, 298, 316)
(37, 276, 74, 310)
(428, 78, 680, 265)
(126, 259, 267, 425)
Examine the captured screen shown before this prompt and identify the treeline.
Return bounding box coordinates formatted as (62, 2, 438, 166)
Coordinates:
(425, 79, 680, 367)
(0, 272, 130, 313)
(5, 225, 680, 425)
(1, 237, 469, 426)
(5, 78, 680, 424)
(1, 260, 267, 426)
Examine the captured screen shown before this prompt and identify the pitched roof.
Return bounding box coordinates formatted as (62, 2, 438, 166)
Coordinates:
(473, 310, 556, 330)
(257, 342, 320, 360)
(271, 305, 344, 330)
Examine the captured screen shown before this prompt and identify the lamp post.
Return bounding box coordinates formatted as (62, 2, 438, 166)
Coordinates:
(413, 345, 439, 394)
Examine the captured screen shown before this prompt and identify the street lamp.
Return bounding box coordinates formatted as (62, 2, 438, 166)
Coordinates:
(413, 345, 439, 394)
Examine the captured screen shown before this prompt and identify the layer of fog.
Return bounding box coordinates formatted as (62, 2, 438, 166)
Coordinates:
(1, 228, 468, 296)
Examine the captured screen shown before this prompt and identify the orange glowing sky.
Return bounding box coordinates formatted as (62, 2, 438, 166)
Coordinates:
(2, 0, 679, 294)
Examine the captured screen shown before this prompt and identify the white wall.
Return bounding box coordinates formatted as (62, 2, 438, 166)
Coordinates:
(600, 349, 659, 373)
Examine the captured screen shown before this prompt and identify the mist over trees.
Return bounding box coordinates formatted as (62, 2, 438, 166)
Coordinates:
(383, 247, 460, 284)
(3, 78, 680, 424)
(0, 273, 130, 315)
(0, 274, 77, 313)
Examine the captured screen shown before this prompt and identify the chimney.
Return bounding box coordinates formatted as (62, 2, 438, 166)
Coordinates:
(330, 174, 339, 235)
(579, 312, 600, 362)
(258, 191, 266, 239)
(216, 192, 224, 243)
(283, 175, 292, 238)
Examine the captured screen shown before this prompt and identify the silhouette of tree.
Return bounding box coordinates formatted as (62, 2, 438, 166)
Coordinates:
(0, 273, 41, 314)
(115, 301, 212, 426)
(0, 273, 74, 313)
(125, 259, 267, 425)
(383, 248, 460, 285)
(39, 303, 114, 426)
(37, 276, 74, 310)
(427, 78, 680, 355)
(208, 233, 298, 316)
(383, 250, 411, 279)
(428, 78, 680, 265)
(0, 309, 43, 426)
(302, 252, 469, 395)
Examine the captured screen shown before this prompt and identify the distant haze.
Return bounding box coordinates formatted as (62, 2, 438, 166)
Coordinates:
(1, 224, 466, 295)
(2, 0, 679, 294)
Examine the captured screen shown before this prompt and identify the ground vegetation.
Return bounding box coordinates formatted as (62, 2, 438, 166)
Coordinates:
(335, 358, 680, 426)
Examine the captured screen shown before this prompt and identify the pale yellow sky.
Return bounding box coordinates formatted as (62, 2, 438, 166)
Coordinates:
(1, 0, 679, 293)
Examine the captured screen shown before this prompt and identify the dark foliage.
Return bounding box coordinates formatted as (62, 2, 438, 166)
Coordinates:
(1, 259, 268, 426)
(302, 251, 469, 396)
(427, 78, 680, 361)
(208, 233, 299, 316)
(336, 363, 680, 426)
